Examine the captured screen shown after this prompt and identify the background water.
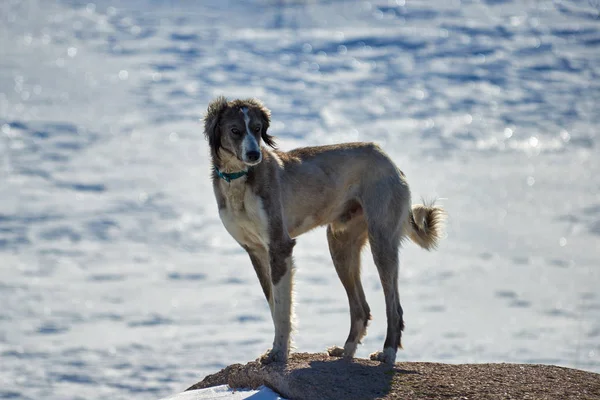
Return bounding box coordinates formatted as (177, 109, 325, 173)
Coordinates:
(1, 0, 599, 399)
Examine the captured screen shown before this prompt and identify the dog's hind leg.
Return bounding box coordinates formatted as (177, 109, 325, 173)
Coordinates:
(362, 177, 408, 365)
(326, 217, 371, 359)
(367, 223, 404, 365)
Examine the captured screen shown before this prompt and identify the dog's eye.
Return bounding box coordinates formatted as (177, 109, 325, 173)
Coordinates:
(231, 128, 241, 136)
(253, 126, 260, 133)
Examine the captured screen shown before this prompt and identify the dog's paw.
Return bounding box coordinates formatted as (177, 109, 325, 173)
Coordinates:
(259, 348, 288, 364)
(327, 344, 356, 359)
(327, 346, 345, 357)
(369, 348, 396, 365)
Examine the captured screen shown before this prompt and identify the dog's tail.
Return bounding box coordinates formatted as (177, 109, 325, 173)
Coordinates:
(406, 201, 446, 250)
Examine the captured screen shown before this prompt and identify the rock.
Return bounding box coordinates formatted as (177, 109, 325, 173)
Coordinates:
(187, 352, 600, 400)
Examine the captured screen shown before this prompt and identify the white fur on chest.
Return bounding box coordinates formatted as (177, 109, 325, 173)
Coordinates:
(218, 181, 270, 249)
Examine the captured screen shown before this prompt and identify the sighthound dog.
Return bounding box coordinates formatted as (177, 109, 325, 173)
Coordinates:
(204, 96, 445, 365)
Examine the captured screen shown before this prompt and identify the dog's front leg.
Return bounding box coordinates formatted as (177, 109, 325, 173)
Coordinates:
(260, 235, 295, 364)
(245, 246, 274, 316)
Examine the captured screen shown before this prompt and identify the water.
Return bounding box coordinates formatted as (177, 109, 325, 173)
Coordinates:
(1, 0, 599, 399)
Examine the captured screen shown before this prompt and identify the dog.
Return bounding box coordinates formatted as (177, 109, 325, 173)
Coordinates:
(203, 96, 445, 365)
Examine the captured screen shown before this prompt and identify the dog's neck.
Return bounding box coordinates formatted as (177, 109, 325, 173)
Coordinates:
(213, 149, 249, 174)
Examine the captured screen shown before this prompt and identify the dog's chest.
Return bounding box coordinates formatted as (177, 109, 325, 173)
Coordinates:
(218, 182, 270, 249)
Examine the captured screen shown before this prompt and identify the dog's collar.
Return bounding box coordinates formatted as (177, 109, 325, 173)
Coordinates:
(214, 166, 249, 183)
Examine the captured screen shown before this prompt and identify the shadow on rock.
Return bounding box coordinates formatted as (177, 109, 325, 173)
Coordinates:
(187, 352, 417, 400)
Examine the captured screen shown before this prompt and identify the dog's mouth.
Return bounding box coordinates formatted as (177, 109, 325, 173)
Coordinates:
(242, 151, 262, 166)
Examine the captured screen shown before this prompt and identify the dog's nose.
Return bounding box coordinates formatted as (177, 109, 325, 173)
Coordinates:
(246, 151, 261, 162)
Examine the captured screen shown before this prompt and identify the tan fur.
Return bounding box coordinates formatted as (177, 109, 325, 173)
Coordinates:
(406, 202, 447, 250)
(204, 97, 446, 365)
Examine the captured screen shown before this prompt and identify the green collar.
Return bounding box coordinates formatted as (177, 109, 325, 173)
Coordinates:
(214, 166, 249, 183)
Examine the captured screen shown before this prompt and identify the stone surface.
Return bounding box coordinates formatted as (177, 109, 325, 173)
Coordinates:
(187, 352, 600, 400)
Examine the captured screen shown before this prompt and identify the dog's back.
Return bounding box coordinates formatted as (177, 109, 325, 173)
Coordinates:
(269, 142, 426, 242)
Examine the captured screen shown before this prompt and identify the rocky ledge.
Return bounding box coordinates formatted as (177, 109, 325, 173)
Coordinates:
(187, 352, 600, 400)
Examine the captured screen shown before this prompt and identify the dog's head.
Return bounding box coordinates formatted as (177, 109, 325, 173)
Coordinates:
(204, 96, 275, 166)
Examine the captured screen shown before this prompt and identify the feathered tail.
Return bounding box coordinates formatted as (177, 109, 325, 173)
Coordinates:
(406, 201, 446, 250)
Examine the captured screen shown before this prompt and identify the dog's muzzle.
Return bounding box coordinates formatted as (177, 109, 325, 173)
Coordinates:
(242, 134, 262, 165)
(246, 151, 261, 163)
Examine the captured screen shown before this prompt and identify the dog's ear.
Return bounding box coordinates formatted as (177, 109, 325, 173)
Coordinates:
(204, 96, 229, 155)
(249, 98, 276, 148)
